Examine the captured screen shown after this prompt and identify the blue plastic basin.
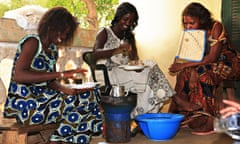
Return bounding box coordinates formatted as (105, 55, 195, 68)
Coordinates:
(135, 113, 184, 141)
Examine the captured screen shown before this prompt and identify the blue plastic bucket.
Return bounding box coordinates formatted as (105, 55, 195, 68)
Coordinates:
(104, 112, 131, 143)
(135, 113, 184, 141)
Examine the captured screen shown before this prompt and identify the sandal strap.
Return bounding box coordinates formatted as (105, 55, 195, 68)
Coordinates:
(181, 111, 214, 126)
(193, 111, 214, 118)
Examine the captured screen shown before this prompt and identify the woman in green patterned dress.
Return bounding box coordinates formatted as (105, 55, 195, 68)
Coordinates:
(4, 7, 102, 144)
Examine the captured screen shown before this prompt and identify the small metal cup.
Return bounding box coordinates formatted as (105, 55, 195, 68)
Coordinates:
(110, 85, 127, 97)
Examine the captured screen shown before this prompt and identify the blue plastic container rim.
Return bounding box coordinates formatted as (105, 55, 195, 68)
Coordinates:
(105, 113, 131, 121)
(135, 113, 184, 122)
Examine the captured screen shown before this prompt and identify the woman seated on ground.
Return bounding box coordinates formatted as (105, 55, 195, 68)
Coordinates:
(93, 2, 175, 120)
(168, 2, 238, 135)
(4, 7, 102, 144)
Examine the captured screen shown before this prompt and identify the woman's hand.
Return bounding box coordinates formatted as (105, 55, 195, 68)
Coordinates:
(49, 80, 93, 95)
(62, 68, 88, 79)
(220, 99, 240, 118)
(61, 86, 93, 95)
(119, 42, 132, 53)
(169, 63, 184, 73)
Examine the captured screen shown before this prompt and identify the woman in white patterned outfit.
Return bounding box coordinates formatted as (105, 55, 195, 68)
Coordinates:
(93, 2, 175, 133)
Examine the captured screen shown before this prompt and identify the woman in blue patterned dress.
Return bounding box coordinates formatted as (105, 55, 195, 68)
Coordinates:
(4, 7, 102, 144)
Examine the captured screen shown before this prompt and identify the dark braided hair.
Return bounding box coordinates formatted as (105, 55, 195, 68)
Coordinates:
(111, 2, 139, 44)
(38, 7, 78, 45)
(182, 2, 214, 30)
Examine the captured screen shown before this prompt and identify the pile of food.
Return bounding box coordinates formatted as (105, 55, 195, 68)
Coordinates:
(128, 60, 144, 66)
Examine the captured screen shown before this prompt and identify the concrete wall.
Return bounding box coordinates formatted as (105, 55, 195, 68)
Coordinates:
(120, 0, 221, 86)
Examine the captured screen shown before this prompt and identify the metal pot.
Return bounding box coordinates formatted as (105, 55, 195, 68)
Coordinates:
(110, 85, 128, 97)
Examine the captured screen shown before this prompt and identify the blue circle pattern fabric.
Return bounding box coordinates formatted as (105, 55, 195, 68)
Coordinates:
(4, 34, 102, 144)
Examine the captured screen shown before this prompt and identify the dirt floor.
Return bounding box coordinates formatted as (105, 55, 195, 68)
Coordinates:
(7, 127, 234, 144)
(90, 127, 234, 144)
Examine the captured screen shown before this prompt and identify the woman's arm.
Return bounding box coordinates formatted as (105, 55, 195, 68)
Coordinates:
(14, 37, 87, 84)
(48, 80, 90, 95)
(169, 22, 224, 73)
(14, 38, 61, 83)
(128, 33, 139, 60)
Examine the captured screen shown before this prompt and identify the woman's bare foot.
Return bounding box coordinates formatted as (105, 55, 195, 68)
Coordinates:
(192, 130, 215, 135)
(191, 115, 214, 136)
